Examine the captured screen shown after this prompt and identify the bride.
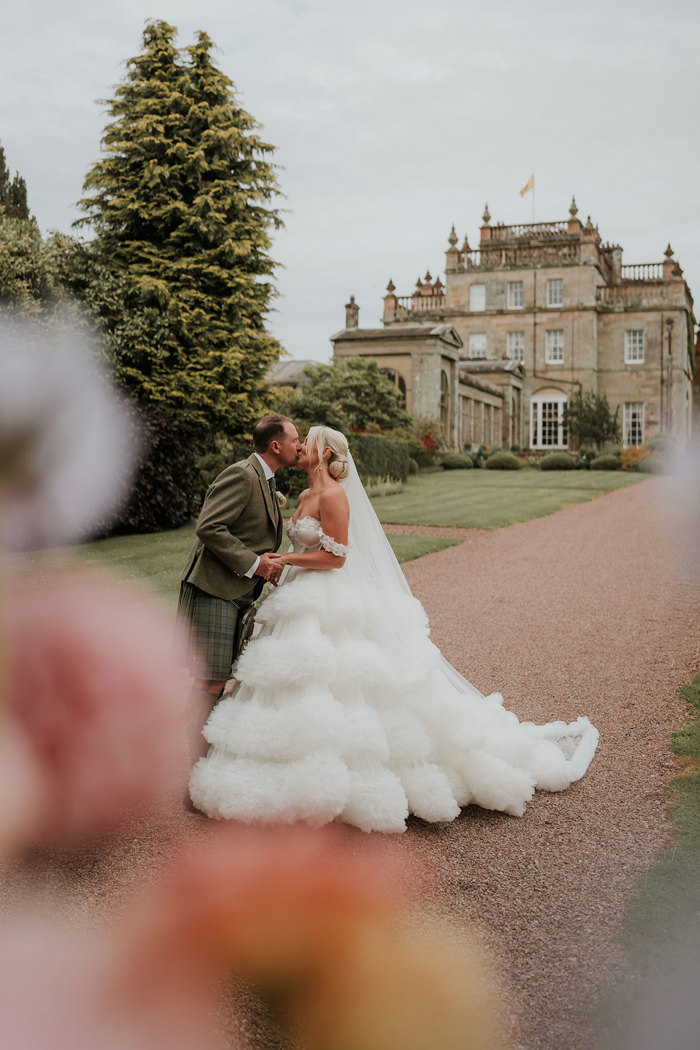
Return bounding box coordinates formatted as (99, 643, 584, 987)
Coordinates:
(189, 426, 598, 832)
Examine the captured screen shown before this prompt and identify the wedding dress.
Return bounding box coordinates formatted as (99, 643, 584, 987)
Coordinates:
(190, 458, 598, 833)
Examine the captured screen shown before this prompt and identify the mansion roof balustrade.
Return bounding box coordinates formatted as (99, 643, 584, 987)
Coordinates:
(596, 280, 672, 309)
(453, 242, 582, 271)
(482, 220, 570, 242)
(382, 208, 693, 325)
(620, 262, 664, 281)
(392, 294, 446, 318)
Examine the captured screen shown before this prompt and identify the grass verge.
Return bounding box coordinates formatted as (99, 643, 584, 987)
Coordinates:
(599, 674, 700, 1043)
(624, 674, 700, 962)
(27, 524, 461, 610)
(369, 468, 647, 528)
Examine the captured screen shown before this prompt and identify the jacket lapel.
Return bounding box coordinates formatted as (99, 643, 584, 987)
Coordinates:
(249, 454, 280, 532)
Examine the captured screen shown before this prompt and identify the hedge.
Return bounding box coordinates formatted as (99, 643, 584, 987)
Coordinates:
(540, 452, 576, 470)
(348, 433, 411, 484)
(485, 451, 521, 470)
(112, 403, 200, 534)
(200, 431, 412, 505)
(590, 454, 621, 470)
(441, 452, 474, 470)
(638, 456, 664, 474)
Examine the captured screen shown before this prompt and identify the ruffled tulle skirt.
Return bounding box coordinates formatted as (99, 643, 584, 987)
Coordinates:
(190, 568, 598, 833)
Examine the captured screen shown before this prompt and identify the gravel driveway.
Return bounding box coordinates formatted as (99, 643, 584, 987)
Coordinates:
(398, 475, 699, 1049)
(3, 477, 697, 1050)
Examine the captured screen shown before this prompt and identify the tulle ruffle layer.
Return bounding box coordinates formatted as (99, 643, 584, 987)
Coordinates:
(190, 569, 598, 832)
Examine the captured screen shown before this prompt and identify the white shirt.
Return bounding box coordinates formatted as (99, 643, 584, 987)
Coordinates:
(244, 453, 276, 578)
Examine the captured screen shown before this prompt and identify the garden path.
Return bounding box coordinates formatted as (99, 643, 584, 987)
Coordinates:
(397, 475, 699, 1050)
(4, 477, 697, 1050)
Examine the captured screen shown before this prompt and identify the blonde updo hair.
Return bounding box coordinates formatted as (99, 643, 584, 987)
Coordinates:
(306, 425, 350, 481)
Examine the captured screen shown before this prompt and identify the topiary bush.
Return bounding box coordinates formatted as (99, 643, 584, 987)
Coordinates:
(540, 452, 576, 470)
(441, 452, 473, 470)
(638, 455, 664, 474)
(408, 457, 419, 475)
(590, 454, 621, 470)
(485, 451, 521, 470)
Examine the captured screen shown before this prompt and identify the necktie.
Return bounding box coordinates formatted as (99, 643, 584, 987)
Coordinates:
(268, 476, 277, 497)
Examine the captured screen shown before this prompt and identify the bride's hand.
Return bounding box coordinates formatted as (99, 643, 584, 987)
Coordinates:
(268, 552, 288, 565)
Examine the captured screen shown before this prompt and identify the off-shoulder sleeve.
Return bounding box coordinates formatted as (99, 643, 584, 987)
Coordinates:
(319, 531, 349, 557)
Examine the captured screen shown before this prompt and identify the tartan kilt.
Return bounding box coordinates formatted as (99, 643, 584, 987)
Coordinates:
(175, 581, 256, 681)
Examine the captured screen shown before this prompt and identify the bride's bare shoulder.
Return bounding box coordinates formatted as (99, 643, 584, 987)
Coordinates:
(320, 483, 349, 512)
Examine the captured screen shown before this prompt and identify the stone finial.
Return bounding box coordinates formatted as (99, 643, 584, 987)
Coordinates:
(386, 278, 396, 293)
(585, 215, 594, 232)
(665, 243, 674, 259)
(424, 270, 432, 283)
(482, 202, 491, 225)
(415, 277, 424, 289)
(448, 225, 458, 247)
(461, 235, 470, 252)
(344, 295, 359, 329)
(569, 195, 578, 218)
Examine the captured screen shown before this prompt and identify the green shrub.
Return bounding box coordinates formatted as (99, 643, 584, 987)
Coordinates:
(645, 434, 671, 452)
(197, 438, 249, 493)
(275, 465, 308, 499)
(441, 452, 473, 470)
(638, 456, 664, 474)
(111, 403, 200, 534)
(590, 454, 621, 470)
(411, 446, 435, 468)
(468, 444, 488, 468)
(485, 451, 521, 470)
(574, 447, 596, 470)
(408, 457, 419, 475)
(348, 433, 411, 484)
(540, 452, 576, 471)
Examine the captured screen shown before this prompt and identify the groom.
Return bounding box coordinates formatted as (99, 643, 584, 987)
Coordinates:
(177, 414, 302, 758)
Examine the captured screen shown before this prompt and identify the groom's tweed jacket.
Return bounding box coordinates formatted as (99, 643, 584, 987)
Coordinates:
(181, 454, 284, 602)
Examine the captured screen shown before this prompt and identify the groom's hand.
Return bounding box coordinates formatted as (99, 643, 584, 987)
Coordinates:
(255, 552, 280, 585)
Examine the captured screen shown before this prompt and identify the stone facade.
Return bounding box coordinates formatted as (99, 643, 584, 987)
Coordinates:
(331, 200, 696, 451)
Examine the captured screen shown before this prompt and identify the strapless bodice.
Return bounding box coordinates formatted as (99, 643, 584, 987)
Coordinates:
(286, 516, 349, 557)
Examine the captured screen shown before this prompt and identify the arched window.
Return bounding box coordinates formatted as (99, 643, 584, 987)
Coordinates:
(379, 367, 407, 408)
(530, 389, 568, 449)
(440, 370, 450, 437)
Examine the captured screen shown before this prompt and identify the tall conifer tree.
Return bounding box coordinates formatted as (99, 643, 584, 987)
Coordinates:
(0, 142, 31, 220)
(76, 20, 283, 444)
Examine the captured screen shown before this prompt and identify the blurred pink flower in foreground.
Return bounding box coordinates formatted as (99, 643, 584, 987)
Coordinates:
(132, 824, 405, 981)
(5, 567, 188, 844)
(0, 719, 46, 860)
(0, 904, 220, 1050)
(126, 825, 502, 1050)
(0, 314, 136, 551)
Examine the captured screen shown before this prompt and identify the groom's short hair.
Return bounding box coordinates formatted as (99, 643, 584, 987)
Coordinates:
(253, 414, 292, 452)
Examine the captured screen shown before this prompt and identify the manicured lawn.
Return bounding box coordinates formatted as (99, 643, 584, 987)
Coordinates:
(59, 523, 461, 609)
(369, 468, 647, 529)
(27, 469, 646, 607)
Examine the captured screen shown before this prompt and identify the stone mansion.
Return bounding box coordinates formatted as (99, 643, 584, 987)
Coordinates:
(330, 200, 696, 451)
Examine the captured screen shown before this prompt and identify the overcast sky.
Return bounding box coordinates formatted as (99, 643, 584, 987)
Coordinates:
(1, 0, 698, 362)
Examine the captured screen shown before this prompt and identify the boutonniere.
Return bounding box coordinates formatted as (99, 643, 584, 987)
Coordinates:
(275, 490, 287, 508)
